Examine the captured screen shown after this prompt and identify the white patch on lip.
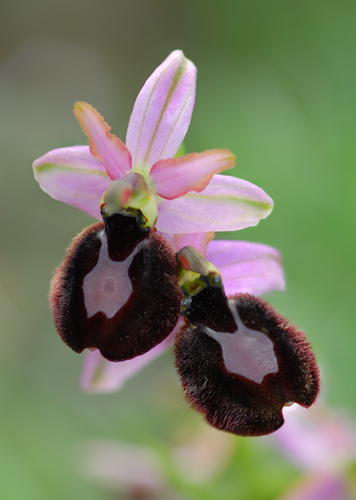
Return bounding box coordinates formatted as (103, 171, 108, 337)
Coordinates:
(205, 300, 278, 384)
(83, 232, 142, 319)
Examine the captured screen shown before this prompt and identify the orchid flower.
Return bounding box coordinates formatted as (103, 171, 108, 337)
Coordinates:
(33, 50, 273, 234)
(32, 49, 279, 393)
(33, 50, 319, 437)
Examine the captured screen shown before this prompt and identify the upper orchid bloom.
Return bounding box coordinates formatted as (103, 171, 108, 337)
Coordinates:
(81, 231, 286, 393)
(33, 50, 273, 233)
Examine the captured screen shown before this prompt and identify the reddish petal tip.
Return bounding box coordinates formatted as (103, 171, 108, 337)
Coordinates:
(73, 101, 131, 179)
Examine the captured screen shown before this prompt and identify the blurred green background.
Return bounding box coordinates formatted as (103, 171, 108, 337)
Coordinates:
(1, 1, 355, 499)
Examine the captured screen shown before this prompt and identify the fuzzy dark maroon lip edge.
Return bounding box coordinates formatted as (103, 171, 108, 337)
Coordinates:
(175, 293, 320, 437)
(50, 214, 182, 362)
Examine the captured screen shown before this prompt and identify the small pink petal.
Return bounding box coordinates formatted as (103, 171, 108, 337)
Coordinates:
(156, 174, 273, 234)
(271, 404, 356, 473)
(173, 425, 233, 483)
(206, 240, 285, 296)
(159, 231, 214, 255)
(151, 149, 235, 199)
(33, 146, 111, 219)
(80, 319, 186, 393)
(126, 50, 196, 169)
(78, 440, 165, 493)
(74, 102, 132, 180)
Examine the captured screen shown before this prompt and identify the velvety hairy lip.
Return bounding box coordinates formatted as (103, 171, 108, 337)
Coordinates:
(175, 293, 320, 437)
(50, 214, 182, 362)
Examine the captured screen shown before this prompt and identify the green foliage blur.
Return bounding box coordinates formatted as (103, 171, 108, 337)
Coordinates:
(1, 1, 355, 498)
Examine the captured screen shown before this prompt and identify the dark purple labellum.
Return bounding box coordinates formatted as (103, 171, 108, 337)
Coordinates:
(175, 293, 320, 436)
(50, 213, 182, 362)
(181, 273, 236, 333)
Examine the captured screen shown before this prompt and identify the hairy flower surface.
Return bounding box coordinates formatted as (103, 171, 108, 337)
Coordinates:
(33, 50, 273, 234)
(176, 288, 319, 436)
(50, 213, 183, 362)
(33, 50, 319, 437)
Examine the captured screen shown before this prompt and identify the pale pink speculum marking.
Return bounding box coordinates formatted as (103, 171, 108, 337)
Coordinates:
(205, 300, 278, 384)
(83, 232, 141, 319)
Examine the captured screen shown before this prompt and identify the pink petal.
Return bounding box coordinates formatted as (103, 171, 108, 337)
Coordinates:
(74, 102, 132, 180)
(80, 319, 186, 393)
(205, 240, 285, 296)
(151, 149, 235, 199)
(271, 404, 356, 473)
(33, 146, 111, 219)
(173, 426, 233, 483)
(159, 231, 214, 254)
(278, 473, 350, 500)
(79, 440, 165, 492)
(156, 174, 273, 234)
(126, 50, 196, 169)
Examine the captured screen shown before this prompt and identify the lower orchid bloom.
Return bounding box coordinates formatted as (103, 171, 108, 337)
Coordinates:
(33, 50, 320, 437)
(172, 239, 319, 436)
